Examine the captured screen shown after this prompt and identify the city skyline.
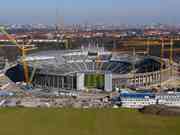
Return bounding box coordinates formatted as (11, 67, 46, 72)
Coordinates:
(0, 0, 180, 25)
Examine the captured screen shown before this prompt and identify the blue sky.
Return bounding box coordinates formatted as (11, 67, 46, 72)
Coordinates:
(0, 0, 179, 25)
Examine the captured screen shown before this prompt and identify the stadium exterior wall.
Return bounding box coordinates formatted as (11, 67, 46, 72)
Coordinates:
(32, 68, 171, 91)
(112, 68, 171, 88)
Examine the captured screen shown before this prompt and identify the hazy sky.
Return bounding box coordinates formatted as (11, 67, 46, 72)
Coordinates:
(0, 0, 180, 25)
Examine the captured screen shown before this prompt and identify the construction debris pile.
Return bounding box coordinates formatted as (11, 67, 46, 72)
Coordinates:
(139, 105, 180, 116)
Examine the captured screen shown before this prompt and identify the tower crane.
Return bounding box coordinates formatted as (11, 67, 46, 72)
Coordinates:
(0, 27, 36, 89)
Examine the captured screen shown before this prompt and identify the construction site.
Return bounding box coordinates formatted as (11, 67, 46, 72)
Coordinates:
(0, 25, 180, 109)
(3, 34, 179, 91)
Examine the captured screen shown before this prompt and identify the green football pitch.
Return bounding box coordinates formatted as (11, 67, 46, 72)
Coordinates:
(0, 108, 180, 135)
(85, 74, 104, 89)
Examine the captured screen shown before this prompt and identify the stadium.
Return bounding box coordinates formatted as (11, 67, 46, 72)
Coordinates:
(6, 47, 171, 91)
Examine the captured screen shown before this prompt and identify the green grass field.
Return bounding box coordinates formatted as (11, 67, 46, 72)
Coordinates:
(0, 108, 180, 135)
(85, 74, 104, 89)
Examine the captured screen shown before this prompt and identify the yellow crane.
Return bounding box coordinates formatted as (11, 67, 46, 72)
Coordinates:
(0, 27, 36, 87)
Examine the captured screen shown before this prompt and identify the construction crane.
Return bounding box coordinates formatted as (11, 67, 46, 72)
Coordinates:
(96, 53, 101, 72)
(119, 37, 175, 88)
(0, 27, 36, 89)
(122, 37, 175, 64)
(120, 37, 175, 47)
(145, 38, 175, 88)
(159, 38, 165, 88)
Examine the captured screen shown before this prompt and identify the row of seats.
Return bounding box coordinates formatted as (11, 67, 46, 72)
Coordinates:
(63, 54, 112, 61)
(54, 61, 132, 74)
(63, 55, 87, 62)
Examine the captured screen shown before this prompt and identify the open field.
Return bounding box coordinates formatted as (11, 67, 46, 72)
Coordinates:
(0, 108, 180, 135)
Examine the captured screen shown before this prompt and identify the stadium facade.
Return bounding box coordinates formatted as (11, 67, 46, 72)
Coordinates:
(7, 47, 171, 91)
